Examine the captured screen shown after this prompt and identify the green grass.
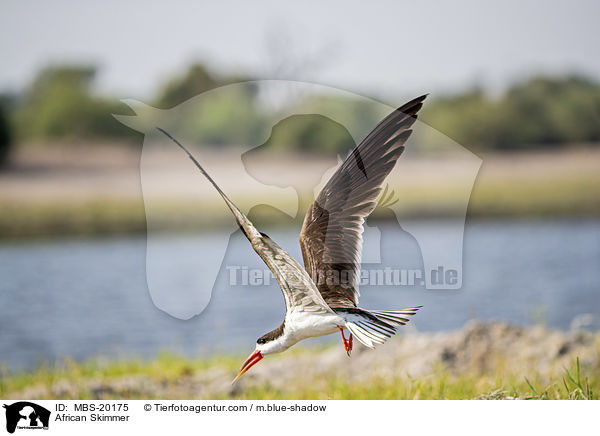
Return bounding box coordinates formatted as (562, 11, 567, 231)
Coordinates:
(1, 171, 599, 240)
(0, 352, 238, 399)
(1, 351, 596, 400)
(468, 173, 600, 218)
(0, 199, 147, 240)
(212, 359, 598, 400)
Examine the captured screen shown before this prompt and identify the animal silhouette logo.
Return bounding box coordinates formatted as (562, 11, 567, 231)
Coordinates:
(2, 402, 50, 433)
(115, 80, 482, 320)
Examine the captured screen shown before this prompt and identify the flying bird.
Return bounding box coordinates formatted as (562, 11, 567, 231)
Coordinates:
(157, 94, 426, 383)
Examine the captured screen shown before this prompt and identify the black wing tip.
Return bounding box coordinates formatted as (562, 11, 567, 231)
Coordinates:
(396, 94, 428, 115)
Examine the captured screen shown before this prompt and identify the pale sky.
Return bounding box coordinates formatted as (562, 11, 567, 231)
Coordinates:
(1, 0, 599, 101)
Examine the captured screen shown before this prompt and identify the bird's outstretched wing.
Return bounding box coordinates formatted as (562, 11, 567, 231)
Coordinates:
(157, 128, 334, 315)
(299, 95, 427, 308)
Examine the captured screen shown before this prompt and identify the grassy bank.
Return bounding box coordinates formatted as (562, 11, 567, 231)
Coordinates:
(1, 170, 599, 240)
(1, 146, 599, 239)
(2, 322, 598, 400)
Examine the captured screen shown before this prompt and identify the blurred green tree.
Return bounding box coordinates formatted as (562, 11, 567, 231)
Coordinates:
(155, 64, 219, 108)
(419, 89, 502, 150)
(421, 75, 600, 150)
(15, 65, 136, 141)
(153, 63, 264, 145)
(259, 114, 355, 154)
(288, 95, 385, 154)
(7, 64, 600, 152)
(0, 99, 12, 167)
(505, 75, 600, 147)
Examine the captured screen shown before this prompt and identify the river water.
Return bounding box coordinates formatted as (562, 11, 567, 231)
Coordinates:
(0, 219, 598, 371)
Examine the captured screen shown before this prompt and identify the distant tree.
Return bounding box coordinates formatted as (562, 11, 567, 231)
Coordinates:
(155, 64, 219, 108)
(290, 95, 385, 154)
(153, 63, 264, 145)
(154, 64, 258, 109)
(12, 63, 600, 151)
(167, 83, 267, 146)
(0, 101, 11, 167)
(15, 65, 136, 141)
(419, 89, 502, 150)
(505, 75, 600, 147)
(421, 75, 600, 150)
(260, 114, 356, 154)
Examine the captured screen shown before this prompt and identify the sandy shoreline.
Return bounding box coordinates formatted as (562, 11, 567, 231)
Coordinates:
(6, 321, 598, 400)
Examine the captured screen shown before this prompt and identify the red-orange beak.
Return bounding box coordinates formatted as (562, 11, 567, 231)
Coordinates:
(232, 350, 263, 384)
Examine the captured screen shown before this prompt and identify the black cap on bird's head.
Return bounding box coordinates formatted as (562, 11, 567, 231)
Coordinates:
(232, 323, 287, 383)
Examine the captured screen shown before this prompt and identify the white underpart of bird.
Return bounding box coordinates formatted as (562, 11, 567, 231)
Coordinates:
(156, 94, 427, 383)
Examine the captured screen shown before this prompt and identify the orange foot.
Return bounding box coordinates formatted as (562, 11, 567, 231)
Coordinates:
(339, 326, 353, 356)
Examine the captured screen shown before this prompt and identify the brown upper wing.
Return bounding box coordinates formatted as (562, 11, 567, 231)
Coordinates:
(299, 95, 427, 308)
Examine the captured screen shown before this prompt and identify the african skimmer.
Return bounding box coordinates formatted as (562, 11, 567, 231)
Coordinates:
(157, 94, 426, 382)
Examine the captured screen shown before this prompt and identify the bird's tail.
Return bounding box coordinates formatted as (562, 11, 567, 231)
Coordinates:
(336, 306, 421, 349)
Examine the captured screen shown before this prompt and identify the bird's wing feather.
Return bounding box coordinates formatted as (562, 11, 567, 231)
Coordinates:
(157, 128, 333, 315)
(299, 95, 427, 308)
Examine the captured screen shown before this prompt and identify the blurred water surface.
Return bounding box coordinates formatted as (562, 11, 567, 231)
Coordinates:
(0, 219, 598, 371)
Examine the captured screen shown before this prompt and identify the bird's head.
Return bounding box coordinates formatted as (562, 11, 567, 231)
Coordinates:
(232, 325, 289, 383)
